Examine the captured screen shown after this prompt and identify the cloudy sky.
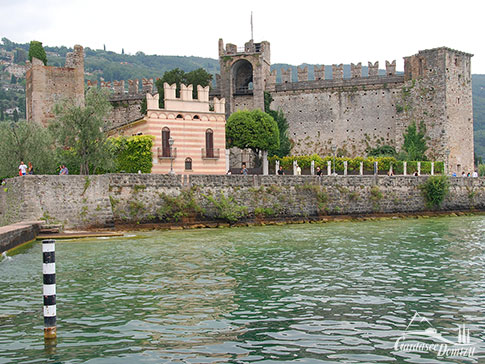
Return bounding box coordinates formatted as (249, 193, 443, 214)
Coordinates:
(1, 0, 484, 73)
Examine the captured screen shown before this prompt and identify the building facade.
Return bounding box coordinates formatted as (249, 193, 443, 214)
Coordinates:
(110, 83, 227, 175)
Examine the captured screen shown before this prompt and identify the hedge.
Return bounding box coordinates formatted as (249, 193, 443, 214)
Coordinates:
(269, 154, 444, 175)
(110, 135, 154, 173)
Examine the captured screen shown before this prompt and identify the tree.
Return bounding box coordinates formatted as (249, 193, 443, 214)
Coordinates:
(13, 109, 18, 122)
(1, 37, 14, 51)
(367, 145, 397, 157)
(10, 75, 17, 84)
(226, 109, 279, 154)
(154, 68, 212, 107)
(264, 92, 291, 157)
(50, 88, 113, 175)
(402, 121, 428, 161)
(28, 41, 47, 65)
(0, 121, 56, 178)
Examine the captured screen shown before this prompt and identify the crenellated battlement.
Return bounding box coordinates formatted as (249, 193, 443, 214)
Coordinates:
(87, 77, 156, 101)
(218, 38, 270, 58)
(145, 82, 224, 114)
(265, 58, 400, 92)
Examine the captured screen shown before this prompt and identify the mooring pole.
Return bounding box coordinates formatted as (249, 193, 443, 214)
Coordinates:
(42, 239, 56, 339)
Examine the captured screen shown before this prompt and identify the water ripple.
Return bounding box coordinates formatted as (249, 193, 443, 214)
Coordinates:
(0, 216, 484, 363)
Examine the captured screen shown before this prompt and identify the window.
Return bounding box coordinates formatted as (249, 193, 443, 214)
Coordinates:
(176, 114, 183, 119)
(193, 115, 200, 120)
(185, 158, 192, 170)
(162, 127, 170, 157)
(205, 129, 214, 158)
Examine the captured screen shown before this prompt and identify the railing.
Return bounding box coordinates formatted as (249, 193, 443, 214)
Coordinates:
(234, 86, 253, 95)
(201, 148, 220, 159)
(157, 147, 176, 160)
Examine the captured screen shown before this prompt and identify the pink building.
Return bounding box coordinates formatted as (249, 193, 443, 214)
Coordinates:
(112, 83, 227, 174)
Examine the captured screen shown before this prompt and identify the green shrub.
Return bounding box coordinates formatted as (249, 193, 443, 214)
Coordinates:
(269, 155, 441, 175)
(478, 164, 485, 177)
(434, 162, 445, 174)
(158, 188, 202, 222)
(407, 161, 418, 174)
(254, 207, 275, 217)
(110, 135, 154, 173)
(420, 176, 450, 208)
(420, 161, 430, 174)
(204, 194, 248, 223)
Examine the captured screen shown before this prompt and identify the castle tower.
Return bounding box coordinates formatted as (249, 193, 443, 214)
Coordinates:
(218, 39, 271, 117)
(402, 47, 474, 174)
(26, 45, 85, 126)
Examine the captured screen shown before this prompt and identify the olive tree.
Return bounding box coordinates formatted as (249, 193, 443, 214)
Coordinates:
(50, 88, 113, 175)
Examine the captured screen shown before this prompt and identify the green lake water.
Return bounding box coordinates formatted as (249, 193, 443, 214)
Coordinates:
(1, 216, 485, 363)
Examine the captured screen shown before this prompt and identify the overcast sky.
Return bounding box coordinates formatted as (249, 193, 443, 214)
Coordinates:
(1, 0, 484, 73)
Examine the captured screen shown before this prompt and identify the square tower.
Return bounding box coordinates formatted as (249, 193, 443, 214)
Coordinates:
(403, 47, 474, 174)
(218, 39, 271, 118)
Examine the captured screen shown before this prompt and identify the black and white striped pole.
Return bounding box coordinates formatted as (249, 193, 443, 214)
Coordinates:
(42, 239, 56, 339)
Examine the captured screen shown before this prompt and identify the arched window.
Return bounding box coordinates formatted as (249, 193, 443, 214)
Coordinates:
(205, 129, 214, 158)
(185, 157, 192, 171)
(176, 114, 183, 119)
(193, 115, 200, 120)
(162, 127, 170, 157)
(232, 59, 253, 95)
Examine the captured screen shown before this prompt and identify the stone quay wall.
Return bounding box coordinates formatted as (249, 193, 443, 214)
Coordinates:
(0, 221, 42, 253)
(0, 175, 484, 229)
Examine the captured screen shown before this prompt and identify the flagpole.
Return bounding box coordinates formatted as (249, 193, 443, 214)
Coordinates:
(251, 11, 253, 41)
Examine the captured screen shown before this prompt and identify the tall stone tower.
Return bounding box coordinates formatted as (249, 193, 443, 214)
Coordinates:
(402, 47, 474, 173)
(26, 45, 85, 126)
(218, 39, 271, 118)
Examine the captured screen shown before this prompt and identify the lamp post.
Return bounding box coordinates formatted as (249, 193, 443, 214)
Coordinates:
(331, 145, 337, 176)
(169, 137, 175, 175)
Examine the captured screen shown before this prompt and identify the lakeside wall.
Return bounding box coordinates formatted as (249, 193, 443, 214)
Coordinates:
(1, 174, 484, 229)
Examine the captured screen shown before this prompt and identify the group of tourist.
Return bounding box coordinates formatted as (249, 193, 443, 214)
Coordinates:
(17, 162, 69, 176)
(454, 171, 479, 177)
(17, 161, 34, 175)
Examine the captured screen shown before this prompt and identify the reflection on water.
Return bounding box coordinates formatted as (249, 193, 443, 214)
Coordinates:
(1, 216, 485, 363)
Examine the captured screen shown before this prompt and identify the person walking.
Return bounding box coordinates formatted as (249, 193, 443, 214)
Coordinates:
(28, 162, 34, 175)
(18, 161, 27, 176)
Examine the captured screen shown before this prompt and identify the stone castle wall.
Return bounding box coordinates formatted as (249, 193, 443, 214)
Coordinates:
(220, 41, 474, 175)
(88, 78, 155, 129)
(1, 175, 484, 229)
(26, 45, 85, 126)
(270, 75, 404, 156)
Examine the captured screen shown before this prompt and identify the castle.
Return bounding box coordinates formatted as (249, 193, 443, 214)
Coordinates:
(25, 40, 474, 174)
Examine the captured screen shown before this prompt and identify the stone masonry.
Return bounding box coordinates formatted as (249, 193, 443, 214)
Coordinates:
(25, 40, 474, 175)
(216, 40, 474, 175)
(1, 175, 484, 229)
(26, 45, 85, 126)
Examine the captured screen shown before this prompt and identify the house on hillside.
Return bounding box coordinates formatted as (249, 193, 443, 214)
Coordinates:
(109, 82, 227, 175)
